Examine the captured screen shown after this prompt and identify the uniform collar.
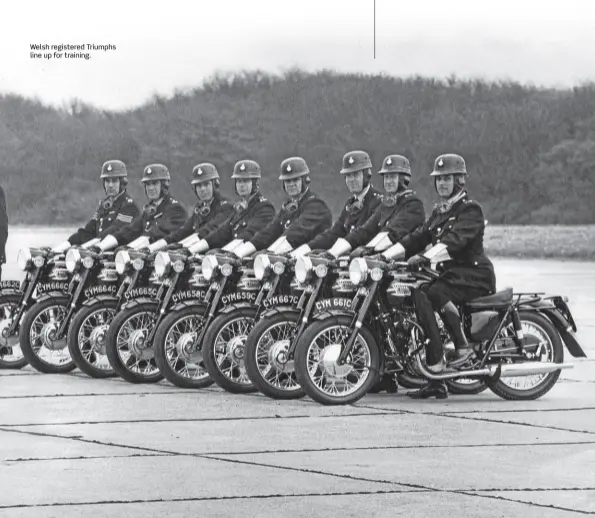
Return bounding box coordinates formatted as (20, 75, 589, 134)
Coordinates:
(435, 190, 467, 214)
(354, 185, 371, 203)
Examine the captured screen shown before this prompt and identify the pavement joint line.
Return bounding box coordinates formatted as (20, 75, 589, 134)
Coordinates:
(440, 406, 595, 414)
(0, 390, 193, 400)
(0, 489, 435, 510)
(7, 439, 595, 464)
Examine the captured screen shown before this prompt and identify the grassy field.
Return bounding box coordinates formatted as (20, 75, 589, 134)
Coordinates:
(485, 225, 595, 260)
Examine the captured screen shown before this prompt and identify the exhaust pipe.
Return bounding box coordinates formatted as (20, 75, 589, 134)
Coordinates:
(415, 355, 574, 381)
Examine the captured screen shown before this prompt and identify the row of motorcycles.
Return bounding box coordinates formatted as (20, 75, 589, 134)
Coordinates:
(0, 241, 585, 405)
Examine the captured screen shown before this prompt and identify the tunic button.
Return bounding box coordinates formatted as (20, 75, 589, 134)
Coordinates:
(437, 239, 441, 243)
(474, 261, 478, 266)
(437, 227, 441, 232)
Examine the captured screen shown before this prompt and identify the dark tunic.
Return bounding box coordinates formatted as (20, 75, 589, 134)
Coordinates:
(165, 192, 234, 244)
(249, 189, 332, 251)
(344, 190, 425, 249)
(68, 191, 139, 246)
(204, 193, 276, 249)
(113, 194, 187, 245)
(308, 186, 383, 250)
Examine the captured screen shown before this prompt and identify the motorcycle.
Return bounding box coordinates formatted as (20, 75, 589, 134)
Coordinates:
(0, 247, 70, 369)
(66, 249, 153, 378)
(19, 247, 119, 373)
(293, 255, 584, 405)
(201, 252, 295, 393)
(105, 249, 206, 384)
(243, 253, 352, 399)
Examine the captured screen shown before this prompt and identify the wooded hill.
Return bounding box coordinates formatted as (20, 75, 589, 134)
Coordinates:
(2, 70, 594, 225)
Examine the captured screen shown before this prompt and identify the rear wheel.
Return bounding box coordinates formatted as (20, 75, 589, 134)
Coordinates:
(105, 301, 163, 383)
(0, 293, 27, 369)
(486, 311, 563, 401)
(153, 305, 212, 389)
(294, 315, 380, 405)
(244, 311, 305, 400)
(202, 309, 258, 394)
(20, 296, 76, 373)
(67, 301, 117, 378)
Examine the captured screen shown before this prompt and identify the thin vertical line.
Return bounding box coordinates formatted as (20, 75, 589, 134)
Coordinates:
(374, 0, 376, 59)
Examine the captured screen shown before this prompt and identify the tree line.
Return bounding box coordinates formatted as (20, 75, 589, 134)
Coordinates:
(1, 69, 594, 225)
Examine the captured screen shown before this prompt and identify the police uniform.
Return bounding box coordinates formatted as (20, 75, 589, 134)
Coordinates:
(205, 193, 276, 249)
(69, 191, 139, 246)
(0, 185, 7, 278)
(308, 150, 383, 251)
(112, 164, 188, 245)
(401, 190, 496, 306)
(165, 192, 234, 244)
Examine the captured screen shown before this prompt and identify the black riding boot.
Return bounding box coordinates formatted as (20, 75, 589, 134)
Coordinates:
(407, 380, 447, 399)
(413, 290, 444, 368)
(440, 301, 474, 367)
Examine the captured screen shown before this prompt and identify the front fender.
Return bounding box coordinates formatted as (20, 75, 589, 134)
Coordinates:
(219, 302, 257, 316)
(81, 294, 119, 307)
(170, 299, 208, 313)
(540, 308, 586, 358)
(120, 297, 159, 311)
(312, 308, 355, 321)
(36, 291, 69, 304)
(259, 306, 300, 320)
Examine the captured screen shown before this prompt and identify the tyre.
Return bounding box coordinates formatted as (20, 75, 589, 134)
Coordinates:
(446, 379, 488, 395)
(153, 305, 213, 389)
(19, 296, 76, 373)
(0, 293, 28, 369)
(67, 300, 117, 378)
(294, 315, 380, 405)
(105, 301, 164, 383)
(202, 308, 258, 394)
(244, 311, 305, 400)
(486, 311, 564, 401)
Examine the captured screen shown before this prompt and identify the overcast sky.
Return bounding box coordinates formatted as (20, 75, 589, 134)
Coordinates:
(1, 0, 594, 111)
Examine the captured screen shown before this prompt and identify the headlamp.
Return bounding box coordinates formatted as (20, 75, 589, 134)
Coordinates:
(17, 248, 33, 271)
(82, 256, 94, 269)
(202, 255, 219, 281)
(295, 256, 313, 284)
(115, 250, 131, 275)
(132, 258, 145, 271)
(253, 254, 271, 281)
(154, 252, 171, 278)
(65, 249, 82, 273)
(349, 258, 369, 286)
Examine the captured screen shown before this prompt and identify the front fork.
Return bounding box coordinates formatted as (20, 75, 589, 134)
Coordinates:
(146, 272, 181, 344)
(7, 270, 40, 335)
(287, 278, 324, 360)
(57, 271, 91, 337)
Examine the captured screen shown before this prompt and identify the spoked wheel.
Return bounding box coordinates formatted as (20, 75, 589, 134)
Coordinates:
(0, 293, 27, 369)
(67, 301, 117, 378)
(486, 311, 563, 401)
(154, 305, 213, 389)
(294, 315, 380, 405)
(245, 311, 305, 399)
(19, 296, 76, 373)
(105, 301, 163, 383)
(202, 309, 258, 394)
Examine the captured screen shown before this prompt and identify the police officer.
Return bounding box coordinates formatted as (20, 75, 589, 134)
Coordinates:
(233, 157, 332, 258)
(95, 164, 187, 252)
(324, 154, 425, 258)
(146, 163, 235, 253)
(290, 150, 382, 258)
(0, 182, 7, 281)
(381, 154, 496, 399)
(189, 160, 276, 254)
(52, 160, 139, 253)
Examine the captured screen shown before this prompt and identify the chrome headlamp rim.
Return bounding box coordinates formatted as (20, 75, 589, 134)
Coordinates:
(201, 255, 219, 281)
(17, 248, 33, 271)
(295, 256, 313, 284)
(154, 252, 171, 278)
(115, 250, 131, 275)
(82, 255, 94, 269)
(65, 248, 82, 273)
(132, 257, 145, 271)
(349, 257, 369, 286)
(253, 254, 271, 281)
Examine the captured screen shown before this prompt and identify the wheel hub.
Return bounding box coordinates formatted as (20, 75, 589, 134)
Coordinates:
(320, 343, 352, 378)
(128, 329, 154, 359)
(0, 318, 18, 348)
(227, 335, 247, 364)
(89, 324, 109, 355)
(176, 332, 202, 362)
(40, 321, 66, 351)
(268, 339, 294, 372)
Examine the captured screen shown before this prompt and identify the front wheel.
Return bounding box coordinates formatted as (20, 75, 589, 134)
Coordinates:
(67, 301, 117, 378)
(294, 315, 380, 405)
(202, 308, 258, 394)
(153, 305, 213, 389)
(0, 292, 27, 369)
(245, 311, 305, 400)
(486, 311, 564, 401)
(19, 296, 76, 373)
(105, 301, 163, 384)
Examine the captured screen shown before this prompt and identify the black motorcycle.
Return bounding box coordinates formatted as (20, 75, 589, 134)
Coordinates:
(20, 247, 119, 373)
(66, 249, 155, 378)
(293, 256, 584, 405)
(105, 250, 206, 384)
(0, 247, 71, 369)
(201, 252, 295, 393)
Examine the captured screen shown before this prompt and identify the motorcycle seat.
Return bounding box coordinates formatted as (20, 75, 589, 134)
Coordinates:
(465, 287, 513, 309)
